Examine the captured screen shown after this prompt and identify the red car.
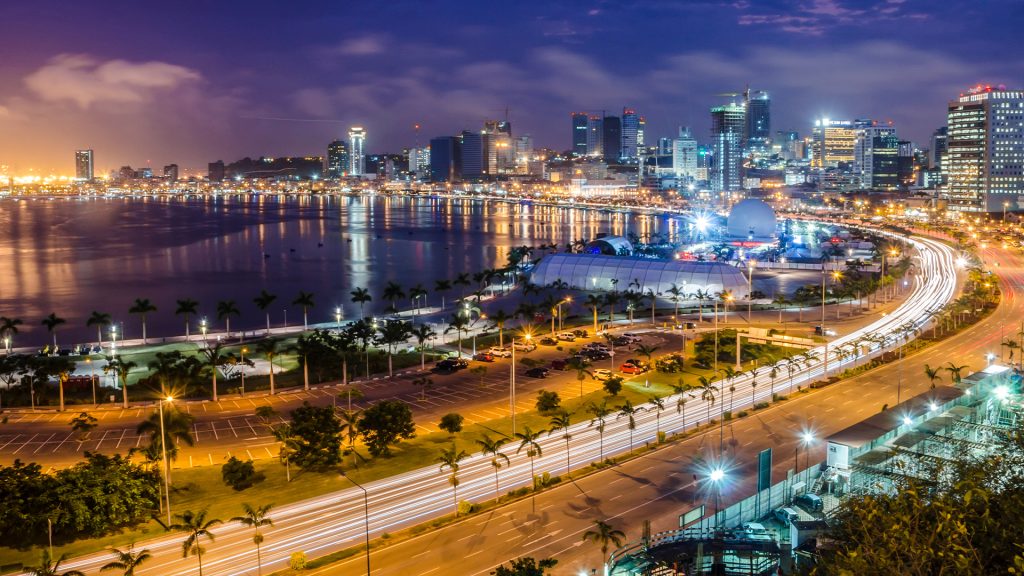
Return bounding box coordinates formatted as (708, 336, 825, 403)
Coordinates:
(619, 360, 649, 375)
(473, 352, 495, 362)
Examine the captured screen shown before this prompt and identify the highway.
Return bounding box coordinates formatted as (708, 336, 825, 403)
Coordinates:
(29, 230, 970, 575)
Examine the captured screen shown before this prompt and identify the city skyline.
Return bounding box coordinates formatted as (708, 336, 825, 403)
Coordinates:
(0, 0, 1021, 173)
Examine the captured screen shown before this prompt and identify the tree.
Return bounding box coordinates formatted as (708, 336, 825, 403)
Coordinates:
(216, 300, 241, 339)
(69, 412, 98, 438)
(136, 405, 195, 479)
(412, 376, 434, 401)
(167, 508, 221, 576)
(582, 519, 626, 557)
(772, 294, 789, 323)
(359, 399, 416, 457)
(586, 294, 604, 333)
(198, 343, 227, 402)
(666, 283, 684, 317)
(696, 375, 718, 426)
(175, 299, 199, 342)
(567, 356, 592, 397)
(86, 311, 112, 347)
(548, 410, 573, 475)
(924, 363, 943, 389)
(104, 357, 138, 409)
(617, 400, 643, 454)
(231, 503, 273, 576)
(350, 287, 372, 318)
(289, 402, 342, 469)
(128, 298, 157, 344)
(475, 434, 510, 498)
(255, 338, 280, 395)
(635, 343, 659, 366)
(375, 319, 412, 378)
(434, 279, 452, 310)
(515, 426, 544, 490)
(26, 551, 85, 576)
(100, 544, 151, 576)
(490, 557, 558, 576)
(42, 312, 66, 350)
(339, 408, 363, 467)
(382, 281, 406, 313)
(409, 283, 428, 314)
(0, 316, 23, 353)
(292, 291, 315, 331)
(410, 324, 437, 371)
(253, 290, 277, 336)
(603, 375, 624, 397)
(221, 456, 260, 491)
(489, 309, 513, 348)
(439, 412, 464, 435)
(648, 395, 666, 437)
(445, 313, 470, 357)
(946, 362, 968, 384)
(271, 424, 299, 482)
(587, 400, 614, 462)
(535, 389, 561, 414)
(438, 444, 469, 514)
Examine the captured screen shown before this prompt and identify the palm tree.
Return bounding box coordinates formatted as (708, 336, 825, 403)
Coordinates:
(670, 379, 692, 430)
(648, 395, 666, 438)
(255, 338, 280, 394)
(567, 356, 593, 397)
(445, 313, 470, 358)
(292, 291, 315, 331)
(604, 291, 621, 324)
(924, 363, 943, 389)
(175, 299, 199, 342)
(489, 309, 513, 348)
(271, 424, 299, 482)
(409, 284, 428, 314)
(617, 400, 644, 454)
(350, 287, 372, 318)
(693, 289, 711, 322)
(946, 362, 968, 384)
(0, 316, 23, 353)
(87, 311, 112, 347)
(381, 281, 405, 314)
(665, 283, 684, 318)
(100, 544, 151, 576)
(515, 426, 544, 490)
(434, 279, 452, 310)
(339, 408, 362, 466)
(42, 312, 66, 350)
(137, 404, 195, 482)
(769, 360, 782, 399)
(199, 343, 227, 402)
(104, 357, 138, 409)
(438, 444, 469, 514)
(231, 503, 274, 576)
(475, 434, 510, 497)
(253, 290, 277, 336)
(585, 293, 604, 333)
(129, 298, 157, 344)
(635, 343, 660, 367)
(548, 411, 573, 475)
(409, 324, 436, 371)
(453, 272, 472, 302)
(587, 400, 614, 463)
(216, 300, 241, 339)
(582, 519, 626, 558)
(376, 320, 412, 378)
(168, 508, 221, 576)
(696, 375, 718, 426)
(773, 294, 789, 323)
(26, 550, 85, 576)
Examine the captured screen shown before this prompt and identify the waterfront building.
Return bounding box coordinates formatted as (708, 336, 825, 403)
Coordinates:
(348, 127, 366, 176)
(75, 149, 94, 181)
(430, 136, 461, 183)
(208, 160, 225, 182)
(745, 89, 771, 149)
(711, 102, 745, 191)
(163, 164, 178, 182)
(931, 126, 948, 171)
(571, 112, 589, 156)
(602, 115, 622, 163)
(811, 119, 857, 168)
(672, 127, 699, 179)
(326, 139, 350, 178)
(622, 108, 640, 160)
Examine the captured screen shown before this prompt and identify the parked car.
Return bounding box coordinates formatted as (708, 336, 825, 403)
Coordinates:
(525, 367, 550, 378)
(473, 352, 495, 362)
(488, 346, 512, 358)
(592, 368, 612, 381)
(539, 337, 559, 346)
(610, 336, 631, 347)
(572, 328, 589, 338)
(583, 342, 608, 351)
(814, 325, 837, 336)
(621, 332, 642, 342)
(794, 493, 823, 513)
(583, 349, 611, 361)
(433, 359, 462, 372)
(557, 332, 576, 342)
(741, 522, 772, 541)
(512, 341, 537, 352)
(550, 359, 568, 371)
(773, 507, 800, 527)
(620, 361, 649, 375)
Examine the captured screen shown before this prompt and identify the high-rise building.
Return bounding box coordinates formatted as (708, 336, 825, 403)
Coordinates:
(854, 120, 897, 189)
(711, 102, 745, 191)
(348, 127, 366, 176)
(745, 89, 771, 149)
(586, 115, 603, 157)
(930, 126, 948, 170)
(484, 120, 513, 174)
(897, 140, 916, 189)
(946, 86, 1024, 212)
(75, 149, 94, 181)
(637, 116, 646, 148)
(812, 119, 857, 168)
(326, 139, 350, 178)
(408, 147, 430, 179)
(601, 115, 622, 163)
(514, 135, 533, 174)
(429, 136, 461, 182)
(460, 131, 484, 180)
(208, 160, 225, 182)
(621, 108, 640, 160)
(163, 164, 179, 182)
(672, 127, 699, 179)
(571, 113, 589, 156)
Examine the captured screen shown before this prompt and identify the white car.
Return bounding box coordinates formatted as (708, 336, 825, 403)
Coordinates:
(512, 341, 536, 352)
(488, 346, 512, 358)
(592, 368, 613, 381)
(557, 332, 576, 342)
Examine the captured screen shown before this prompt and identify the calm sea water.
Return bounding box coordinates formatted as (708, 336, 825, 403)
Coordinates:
(0, 194, 678, 346)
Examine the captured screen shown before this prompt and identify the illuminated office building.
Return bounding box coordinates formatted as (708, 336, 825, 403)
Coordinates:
(348, 127, 366, 176)
(75, 149, 94, 181)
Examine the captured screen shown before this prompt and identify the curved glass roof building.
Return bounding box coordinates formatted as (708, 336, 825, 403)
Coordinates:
(531, 254, 750, 299)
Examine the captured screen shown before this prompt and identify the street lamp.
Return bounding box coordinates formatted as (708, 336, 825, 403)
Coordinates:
(335, 307, 342, 330)
(200, 318, 208, 346)
(158, 395, 175, 526)
(240, 347, 248, 397)
(556, 296, 572, 332)
(746, 260, 756, 323)
(110, 325, 118, 359)
(339, 471, 372, 576)
(85, 357, 96, 405)
(709, 467, 726, 528)
(796, 432, 814, 474)
(510, 331, 533, 435)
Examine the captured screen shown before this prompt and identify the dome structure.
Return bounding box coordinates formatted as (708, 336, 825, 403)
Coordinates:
(585, 236, 633, 256)
(726, 199, 777, 240)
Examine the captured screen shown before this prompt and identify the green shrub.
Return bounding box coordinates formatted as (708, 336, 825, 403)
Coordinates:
(737, 410, 749, 417)
(657, 431, 667, 443)
(754, 401, 770, 410)
(290, 551, 307, 570)
(722, 411, 732, 421)
(221, 456, 262, 491)
(457, 500, 474, 515)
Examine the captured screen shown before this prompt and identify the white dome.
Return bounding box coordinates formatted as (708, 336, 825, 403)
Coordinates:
(727, 199, 776, 239)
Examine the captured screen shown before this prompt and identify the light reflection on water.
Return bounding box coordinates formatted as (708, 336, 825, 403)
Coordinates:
(0, 194, 676, 345)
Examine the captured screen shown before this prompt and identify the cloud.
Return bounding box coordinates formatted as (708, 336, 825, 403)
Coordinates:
(23, 54, 200, 108)
(333, 35, 386, 56)
(732, 0, 927, 35)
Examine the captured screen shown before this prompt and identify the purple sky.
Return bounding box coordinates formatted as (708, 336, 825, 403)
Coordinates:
(0, 0, 1020, 174)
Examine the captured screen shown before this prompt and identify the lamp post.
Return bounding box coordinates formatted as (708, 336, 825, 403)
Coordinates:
(110, 325, 118, 358)
(335, 307, 342, 331)
(710, 468, 725, 529)
(240, 347, 248, 397)
(200, 318, 208, 347)
(158, 395, 174, 525)
(340, 471, 372, 576)
(85, 357, 96, 405)
(747, 260, 756, 323)
(510, 331, 532, 436)
(556, 297, 572, 332)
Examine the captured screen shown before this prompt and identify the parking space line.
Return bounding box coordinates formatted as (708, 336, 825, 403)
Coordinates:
(0, 433, 23, 452)
(33, 433, 56, 454)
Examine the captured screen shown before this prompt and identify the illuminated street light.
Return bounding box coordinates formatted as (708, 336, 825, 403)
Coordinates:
(158, 395, 175, 525)
(902, 415, 913, 426)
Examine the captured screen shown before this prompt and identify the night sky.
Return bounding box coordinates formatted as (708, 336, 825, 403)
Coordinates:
(0, 0, 1021, 174)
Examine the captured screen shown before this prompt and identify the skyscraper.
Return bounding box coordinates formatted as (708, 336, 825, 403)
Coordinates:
(946, 85, 1024, 212)
(812, 119, 857, 168)
(930, 127, 948, 170)
(75, 149, 94, 181)
(348, 127, 366, 176)
(326, 139, 350, 178)
(208, 160, 225, 182)
(621, 108, 640, 160)
(601, 115, 622, 163)
(460, 131, 484, 180)
(571, 112, 588, 156)
(744, 90, 771, 149)
(163, 163, 179, 182)
(710, 102, 745, 191)
(429, 136, 461, 182)
(854, 120, 897, 189)
(672, 127, 699, 179)
(586, 115, 603, 157)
